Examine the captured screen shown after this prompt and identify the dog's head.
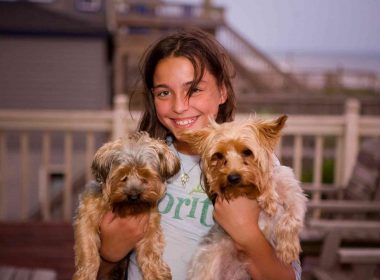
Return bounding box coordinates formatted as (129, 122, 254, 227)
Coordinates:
(179, 115, 287, 202)
(91, 131, 180, 215)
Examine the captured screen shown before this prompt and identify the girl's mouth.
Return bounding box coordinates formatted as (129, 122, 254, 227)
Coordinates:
(173, 117, 197, 128)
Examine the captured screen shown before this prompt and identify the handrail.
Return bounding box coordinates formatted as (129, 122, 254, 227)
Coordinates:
(111, 0, 224, 30)
(218, 24, 285, 74)
(217, 23, 305, 92)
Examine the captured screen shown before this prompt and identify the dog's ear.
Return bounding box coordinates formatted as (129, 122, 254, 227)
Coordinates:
(256, 115, 287, 150)
(91, 139, 123, 185)
(202, 175, 217, 204)
(177, 128, 211, 155)
(155, 142, 181, 180)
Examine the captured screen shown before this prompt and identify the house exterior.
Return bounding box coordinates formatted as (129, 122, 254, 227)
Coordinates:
(0, 1, 111, 110)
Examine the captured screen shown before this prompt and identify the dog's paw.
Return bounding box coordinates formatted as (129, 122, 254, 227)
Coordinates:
(275, 232, 301, 264)
(276, 243, 300, 264)
(257, 196, 277, 216)
(154, 264, 172, 280)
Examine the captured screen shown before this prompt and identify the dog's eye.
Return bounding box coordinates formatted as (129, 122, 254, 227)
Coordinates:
(211, 152, 224, 161)
(120, 175, 128, 182)
(242, 149, 253, 157)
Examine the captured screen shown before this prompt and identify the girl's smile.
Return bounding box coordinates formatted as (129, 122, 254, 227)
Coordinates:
(172, 117, 198, 128)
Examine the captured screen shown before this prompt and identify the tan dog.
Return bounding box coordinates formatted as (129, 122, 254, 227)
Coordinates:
(73, 132, 180, 280)
(180, 116, 307, 280)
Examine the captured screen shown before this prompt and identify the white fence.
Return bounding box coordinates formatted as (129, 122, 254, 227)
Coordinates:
(0, 95, 379, 221)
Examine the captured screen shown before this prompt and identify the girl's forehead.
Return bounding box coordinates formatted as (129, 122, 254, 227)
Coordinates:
(154, 56, 214, 86)
(155, 56, 193, 73)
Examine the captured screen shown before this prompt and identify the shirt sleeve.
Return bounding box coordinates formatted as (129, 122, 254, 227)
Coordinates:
(292, 260, 302, 280)
(272, 154, 281, 166)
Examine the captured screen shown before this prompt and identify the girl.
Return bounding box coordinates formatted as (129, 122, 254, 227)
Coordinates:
(97, 28, 300, 280)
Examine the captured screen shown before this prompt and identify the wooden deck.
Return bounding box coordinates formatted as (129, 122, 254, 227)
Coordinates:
(0, 222, 75, 280)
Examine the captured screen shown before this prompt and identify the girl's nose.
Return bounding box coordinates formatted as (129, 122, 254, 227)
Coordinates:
(172, 94, 189, 113)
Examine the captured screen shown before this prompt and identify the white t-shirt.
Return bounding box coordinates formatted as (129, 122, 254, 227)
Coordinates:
(128, 146, 213, 279)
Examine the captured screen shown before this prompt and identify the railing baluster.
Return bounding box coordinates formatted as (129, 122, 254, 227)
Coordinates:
(313, 135, 324, 218)
(86, 132, 95, 182)
(64, 132, 73, 221)
(40, 132, 51, 221)
(335, 136, 344, 199)
(293, 135, 303, 180)
(20, 132, 29, 220)
(0, 132, 6, 220)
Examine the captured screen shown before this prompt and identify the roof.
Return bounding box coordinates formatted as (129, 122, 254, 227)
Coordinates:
(0, 2, 108, 37)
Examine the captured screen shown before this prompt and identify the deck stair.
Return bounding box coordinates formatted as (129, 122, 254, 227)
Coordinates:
(0, 222, 75, 280)
(106, 0, 305, 105)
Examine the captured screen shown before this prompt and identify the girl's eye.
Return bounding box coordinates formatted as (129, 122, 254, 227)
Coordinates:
(152, 89, 171, 99)
(157, 90, 171, 97)
(190, 87, 202, 95)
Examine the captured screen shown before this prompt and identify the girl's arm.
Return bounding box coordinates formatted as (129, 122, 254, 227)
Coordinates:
(213, 197, 296, 280)
(97, 211, 150, 278)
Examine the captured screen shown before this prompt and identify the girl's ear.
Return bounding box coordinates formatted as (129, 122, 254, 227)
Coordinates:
(219, 84, 228, 105)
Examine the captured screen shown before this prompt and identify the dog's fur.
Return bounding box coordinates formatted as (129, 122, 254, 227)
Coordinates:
(73, 132, 180, 280)
(180, 115, 307, 280)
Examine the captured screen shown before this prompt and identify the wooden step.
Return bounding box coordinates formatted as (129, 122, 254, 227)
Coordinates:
(0, 265, 57, 280)
(0, 222, 75, 280)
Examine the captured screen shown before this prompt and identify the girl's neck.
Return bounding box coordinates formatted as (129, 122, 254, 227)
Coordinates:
(174, 140, 197, 155)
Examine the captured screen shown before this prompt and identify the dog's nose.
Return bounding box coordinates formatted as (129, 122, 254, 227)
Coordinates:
(227, 173, 241, 185)
(126, 188, 142, 201)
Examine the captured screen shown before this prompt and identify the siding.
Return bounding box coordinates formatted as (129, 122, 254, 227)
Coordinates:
(0, 36, 110, 110)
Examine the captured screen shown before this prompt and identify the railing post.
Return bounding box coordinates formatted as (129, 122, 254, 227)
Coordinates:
(202, 0, 211, 17)
(112, 94, 128, 140)
(343, 98, 360, 186)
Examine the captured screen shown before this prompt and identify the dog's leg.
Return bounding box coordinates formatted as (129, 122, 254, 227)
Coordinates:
(257, 185, 278, 217)
(271, 166, 307, 264)
(73, 199, 103, 280)
(273, 211, 303, 264)
(187, 224, 250, 280)
(136, 211, 171, 280)
(187, 243, 221, 280)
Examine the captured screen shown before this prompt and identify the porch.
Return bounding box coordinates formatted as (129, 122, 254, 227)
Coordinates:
(0, 96, 380, 279)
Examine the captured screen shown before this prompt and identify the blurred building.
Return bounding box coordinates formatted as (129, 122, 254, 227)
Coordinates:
(0, 0, 111, 110)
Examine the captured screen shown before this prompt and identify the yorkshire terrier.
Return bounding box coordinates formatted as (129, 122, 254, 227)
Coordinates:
(180, 115, 307, 280)
(73, 132, 180, 280)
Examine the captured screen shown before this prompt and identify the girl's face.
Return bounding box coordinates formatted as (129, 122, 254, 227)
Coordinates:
(152, 56, 227, 143)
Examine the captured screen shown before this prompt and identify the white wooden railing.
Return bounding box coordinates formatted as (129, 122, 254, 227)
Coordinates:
(290, 68, 380, 92)
(0, 95, 379, 221)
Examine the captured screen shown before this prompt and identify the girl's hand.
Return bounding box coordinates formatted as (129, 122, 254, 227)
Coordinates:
(213, 197, 296, 280)
(99, 211, 150, 262)
(213, 196, 260, 251)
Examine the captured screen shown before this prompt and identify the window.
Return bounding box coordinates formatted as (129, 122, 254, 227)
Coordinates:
(27, 0, 56, 3)
(74, 0, 102, 12)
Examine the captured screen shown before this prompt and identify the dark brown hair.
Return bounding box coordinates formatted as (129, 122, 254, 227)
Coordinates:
(138, 28, 236, 139)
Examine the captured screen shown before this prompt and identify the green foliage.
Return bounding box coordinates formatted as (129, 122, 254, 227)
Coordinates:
(301, 158, 335, 184)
